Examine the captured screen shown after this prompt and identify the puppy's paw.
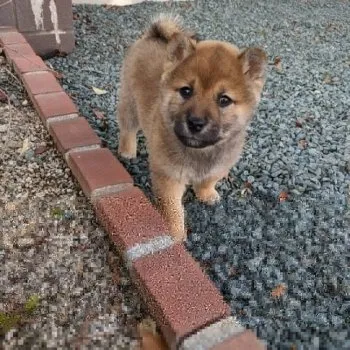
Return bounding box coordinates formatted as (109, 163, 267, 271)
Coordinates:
(196, 188, 221, 205)
(118, 143, 137, 159)
(172, 229, 187, 242)
(169, 223, 187, 242)
(118, 134, 137, 159)
(118, 149, 137, 159)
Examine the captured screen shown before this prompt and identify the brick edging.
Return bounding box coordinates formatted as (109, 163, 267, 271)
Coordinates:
(0, 30, 266, 350)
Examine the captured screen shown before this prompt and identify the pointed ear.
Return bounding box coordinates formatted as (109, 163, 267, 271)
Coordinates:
(167, 32, 195, 63)
(239, 47, 268, 99)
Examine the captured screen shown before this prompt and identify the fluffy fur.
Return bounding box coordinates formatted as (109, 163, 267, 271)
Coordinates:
(117, 15, 267, 241)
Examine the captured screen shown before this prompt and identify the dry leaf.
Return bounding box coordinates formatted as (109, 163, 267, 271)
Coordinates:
(271, 284, 287, 298)
(326, 23, 338, 32)
(244, 181, 253, 189)
(273, 56, 282, 72)
(278, 191, 289, 202)
(111, 270, 121, 284)
(304, 115, 314, 122)
(93, 109, 105, 120)
(323, 73, 332, 84)
(34, 145, 47, 155)
(241, 181, 252, 197)
(228, 266, 239, 277)
(225, 174, 235, 184)
(69, 92, 77, 101)
(298, 139, 308, 150)
(53, 70, 64, 79)
(295, 120, 303, 128)
(0, 89, 8, 103)
(92, 86, 108, 95)
(19, 138, 30, 155)
(138, 319, 168, 350)
(46, 62, 54, 70)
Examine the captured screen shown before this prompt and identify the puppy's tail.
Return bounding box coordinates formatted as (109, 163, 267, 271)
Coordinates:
(143, 14, 195, 42)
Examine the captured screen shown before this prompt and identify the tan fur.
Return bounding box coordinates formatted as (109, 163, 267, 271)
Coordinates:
(117, 15, 267, 241)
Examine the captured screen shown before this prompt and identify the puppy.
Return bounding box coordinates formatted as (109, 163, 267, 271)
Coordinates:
(117, 15, 267, 241)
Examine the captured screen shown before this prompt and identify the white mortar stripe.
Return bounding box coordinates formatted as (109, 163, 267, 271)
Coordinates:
(46, 113, 79, 127)
(22, 71, 49, 77)
(125, 235, 174, 265)
(179, 316, 247, 350)
(90, 183, 134, 200)
(64, 144, 101, 160)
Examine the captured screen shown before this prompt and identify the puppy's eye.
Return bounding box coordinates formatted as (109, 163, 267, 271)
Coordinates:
(218, 95, 233, 108)
(179, 86, 193, 99)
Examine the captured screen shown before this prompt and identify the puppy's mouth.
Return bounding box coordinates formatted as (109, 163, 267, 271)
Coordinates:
(174, 122, 221, 149)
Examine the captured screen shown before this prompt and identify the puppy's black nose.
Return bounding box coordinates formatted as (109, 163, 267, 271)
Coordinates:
(186, 114, 207, 133)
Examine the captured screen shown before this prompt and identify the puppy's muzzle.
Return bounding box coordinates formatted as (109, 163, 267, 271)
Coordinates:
(174, 115, 220, 149)
(186, 114, 208, 133)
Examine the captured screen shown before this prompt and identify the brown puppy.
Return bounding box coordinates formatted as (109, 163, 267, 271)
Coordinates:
(117, 15, 267, 241)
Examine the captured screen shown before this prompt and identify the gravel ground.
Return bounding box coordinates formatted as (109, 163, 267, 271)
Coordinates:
(0, 62, 145, 349)
(47, 1, 350, 349)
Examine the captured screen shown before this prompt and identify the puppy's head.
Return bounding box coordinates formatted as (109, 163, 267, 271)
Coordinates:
(160, 34, 267, 149)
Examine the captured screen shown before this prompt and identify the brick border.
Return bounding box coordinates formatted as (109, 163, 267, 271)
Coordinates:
(0, 30, 266, 350)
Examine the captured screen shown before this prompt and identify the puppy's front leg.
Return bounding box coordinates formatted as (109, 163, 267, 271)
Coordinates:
(151, 172, 186, 242)
(193, 174, 225, 205)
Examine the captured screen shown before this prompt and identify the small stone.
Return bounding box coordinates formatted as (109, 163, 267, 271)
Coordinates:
(0, 124, 7, 133)
(17, 237, 35, 248)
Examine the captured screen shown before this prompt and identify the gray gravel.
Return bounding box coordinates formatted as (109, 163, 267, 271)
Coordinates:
(0, 63, 144, 349)
(47, 1, 350, 349)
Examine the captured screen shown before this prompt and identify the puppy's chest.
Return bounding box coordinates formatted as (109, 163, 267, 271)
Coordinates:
(166, 151, 229, 184)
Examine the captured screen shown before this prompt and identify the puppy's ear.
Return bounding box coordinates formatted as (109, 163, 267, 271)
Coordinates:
(239, 48, 267, 99)
(167, 32, 195, 63)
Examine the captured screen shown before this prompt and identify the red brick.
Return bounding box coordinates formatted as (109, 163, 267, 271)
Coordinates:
(132, 244, 230, 348)
(0, 31, 26, 46)
(12, 55, 48, 74)
(95, 187, 169, 253)
(4, 43, 36, 61)
(33, 92, 78, 122)
(22, 71, 62, 96)
(67, 148, 133, 197)
(212, 330, 266, 350)
(49, 117, 101, 154)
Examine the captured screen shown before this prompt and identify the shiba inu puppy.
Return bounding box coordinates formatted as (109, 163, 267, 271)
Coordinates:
(117, 15, 267, 241)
